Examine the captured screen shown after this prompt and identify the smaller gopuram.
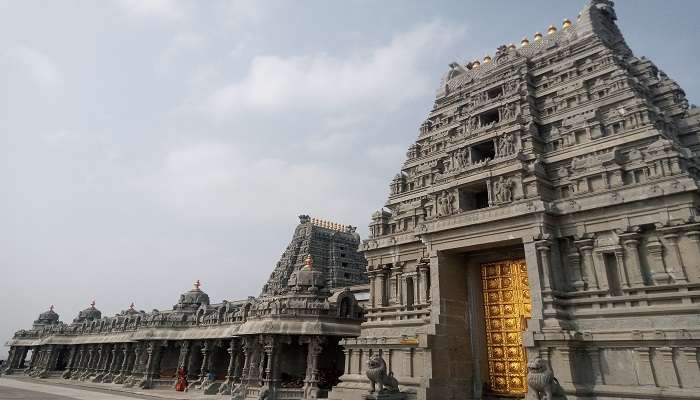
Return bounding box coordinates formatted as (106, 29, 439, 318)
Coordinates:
(2, 215, 368, 400)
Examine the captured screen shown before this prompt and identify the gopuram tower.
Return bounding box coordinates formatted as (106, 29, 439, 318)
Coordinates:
(331, 1, 700, 400)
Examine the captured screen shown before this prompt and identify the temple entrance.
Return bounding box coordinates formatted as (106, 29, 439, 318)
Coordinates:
(480, 259, 531, 396)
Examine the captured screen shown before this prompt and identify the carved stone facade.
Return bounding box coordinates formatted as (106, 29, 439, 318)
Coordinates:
(3, 216, 367, 400)
(333, 1, 700, 400)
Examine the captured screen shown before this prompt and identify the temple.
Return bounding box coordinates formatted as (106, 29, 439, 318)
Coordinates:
(2, 216, 368, 399)
(4, 1, 700, 399)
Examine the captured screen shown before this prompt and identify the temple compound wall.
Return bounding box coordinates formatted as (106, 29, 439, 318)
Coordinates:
(3, 216, 368, 400)
(331, 1, 700, 400)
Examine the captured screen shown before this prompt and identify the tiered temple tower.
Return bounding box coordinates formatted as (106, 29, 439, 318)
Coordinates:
(332, 1, 700, 399)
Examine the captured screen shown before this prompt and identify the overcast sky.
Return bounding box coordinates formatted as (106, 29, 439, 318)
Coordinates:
(1, 0, 698, 358)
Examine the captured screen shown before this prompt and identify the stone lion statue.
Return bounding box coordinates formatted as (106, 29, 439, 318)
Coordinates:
(366, 354, 399, 393)
(527, 357, 565, 400)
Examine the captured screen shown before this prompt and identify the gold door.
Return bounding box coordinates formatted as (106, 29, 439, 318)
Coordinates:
(481, 259, 532, 395)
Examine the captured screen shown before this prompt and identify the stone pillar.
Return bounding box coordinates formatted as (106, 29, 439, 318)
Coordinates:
(613, 248, 630, 289)
(684, 231, 700, 280)
(377, 269, 387, 307)
(368, 272, 376, 308)
(131, 343, 142, 375)
(5, 347, 16, 372)
(102, 345, 120, 383)
(556, 347, 574, 385)
(343, 349, 351, 376)
(224, 339, 238, 384)
(402, 348, 413, 377)
(587, 347, 604, 385)
(620, 235, 645, 287)
(567, 249, 586, 291)
(262, 337, 276, 388)
(575, 238, 598, 289)
(419, 263, 430, 303)
(646, 238, 671, 284)
(678, 347, 700, 389)
(61, 346, 77, 379)
(634, 347, 656, 386)
(113, 344, 131, 384)
(593, 251, 610, 291)
(198, 342, 210, 382)
(303, 337, 324, 399)
(656, 347, 680, 388)
(357, 349, 363, 375)
(177, 341, 190, 370)
(661, 233, 688, 283)
(535, 240, 553, 291)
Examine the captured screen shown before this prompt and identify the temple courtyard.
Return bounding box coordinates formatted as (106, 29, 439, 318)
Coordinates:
(0, 376, 210, 400)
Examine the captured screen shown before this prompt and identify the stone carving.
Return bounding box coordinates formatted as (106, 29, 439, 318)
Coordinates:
(526, 358, 565, 400)
(366, 354, 399, 393)
(500, 102, 518, 121)
(493, 176, 514, 204)
(497, 133, 517, 157)
(436, 191, 456, 216)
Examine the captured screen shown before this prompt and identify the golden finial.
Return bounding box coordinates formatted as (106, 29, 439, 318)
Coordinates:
(534, 32, 543, 41)
(194, 279, 201, 290)
(507, 43, 516, 51)
(483, 55, 492, 63)
(521, 37, 530, 47)
(472, 60, 481, 68)
(547, 25, 557, 35)
(562, 18, 572, 29)
(90, 299, 96, 308)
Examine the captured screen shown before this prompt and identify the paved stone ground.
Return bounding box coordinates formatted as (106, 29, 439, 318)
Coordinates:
(0, 378, 204, 400)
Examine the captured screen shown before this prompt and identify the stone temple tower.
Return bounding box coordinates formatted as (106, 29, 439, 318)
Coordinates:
(332, 1, 700, 399)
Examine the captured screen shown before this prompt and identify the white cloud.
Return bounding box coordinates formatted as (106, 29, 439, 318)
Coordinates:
(9, 44, 62, 87)
(113, 0, 191, 22)
(204, 21, 464, 120)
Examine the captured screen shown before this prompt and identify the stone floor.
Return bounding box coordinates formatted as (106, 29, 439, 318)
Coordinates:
(0, 377, 216, 400)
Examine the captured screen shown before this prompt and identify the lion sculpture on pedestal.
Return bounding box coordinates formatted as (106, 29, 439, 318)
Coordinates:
(527, 357, 565, 400)
(366, 354, 399, 393)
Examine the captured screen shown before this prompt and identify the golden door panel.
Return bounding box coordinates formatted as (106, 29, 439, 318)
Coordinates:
(481, 259, 531, 395)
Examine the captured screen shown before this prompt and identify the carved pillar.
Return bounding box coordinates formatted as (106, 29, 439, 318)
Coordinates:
(567, 247, 586, 291)
(131, 343, 142, 375)
(102, 345, 120, 383)
(368, 272, 376, 308)
(661, 233, 688, 283)
(198, 342, 210, 382)
(613, 247, 630, 289)
(535, 240, 553, 291)
(419, 263, 430, 303)
(303, 336, 324, 399)
(575, 238, 598, 289)
(634, 347, 656, 386)
(678, 347, 700, 389)
(657, 347, 680, 388)
(556, 347, 574, 384)
(222, 339, 237, 385)
(592, 251, 609, 291)
(357, 349, 363, 375)
(177, 341, 190, 370)
(620, 234, 645, 287)
(241, 338, 252, 383)
(113, 344, 131, 384)
(587, 347, 604, 385)
(684, 231, 700, 280)
(402, 348, 413, 377)
(377, 269, 387, 307)
(263, 337, 276, 388)
(343, 348, 351, 376)
(646, 238, 671, 284)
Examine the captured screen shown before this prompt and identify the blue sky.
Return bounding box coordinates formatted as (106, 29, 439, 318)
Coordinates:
(1, 0, 698, 357)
